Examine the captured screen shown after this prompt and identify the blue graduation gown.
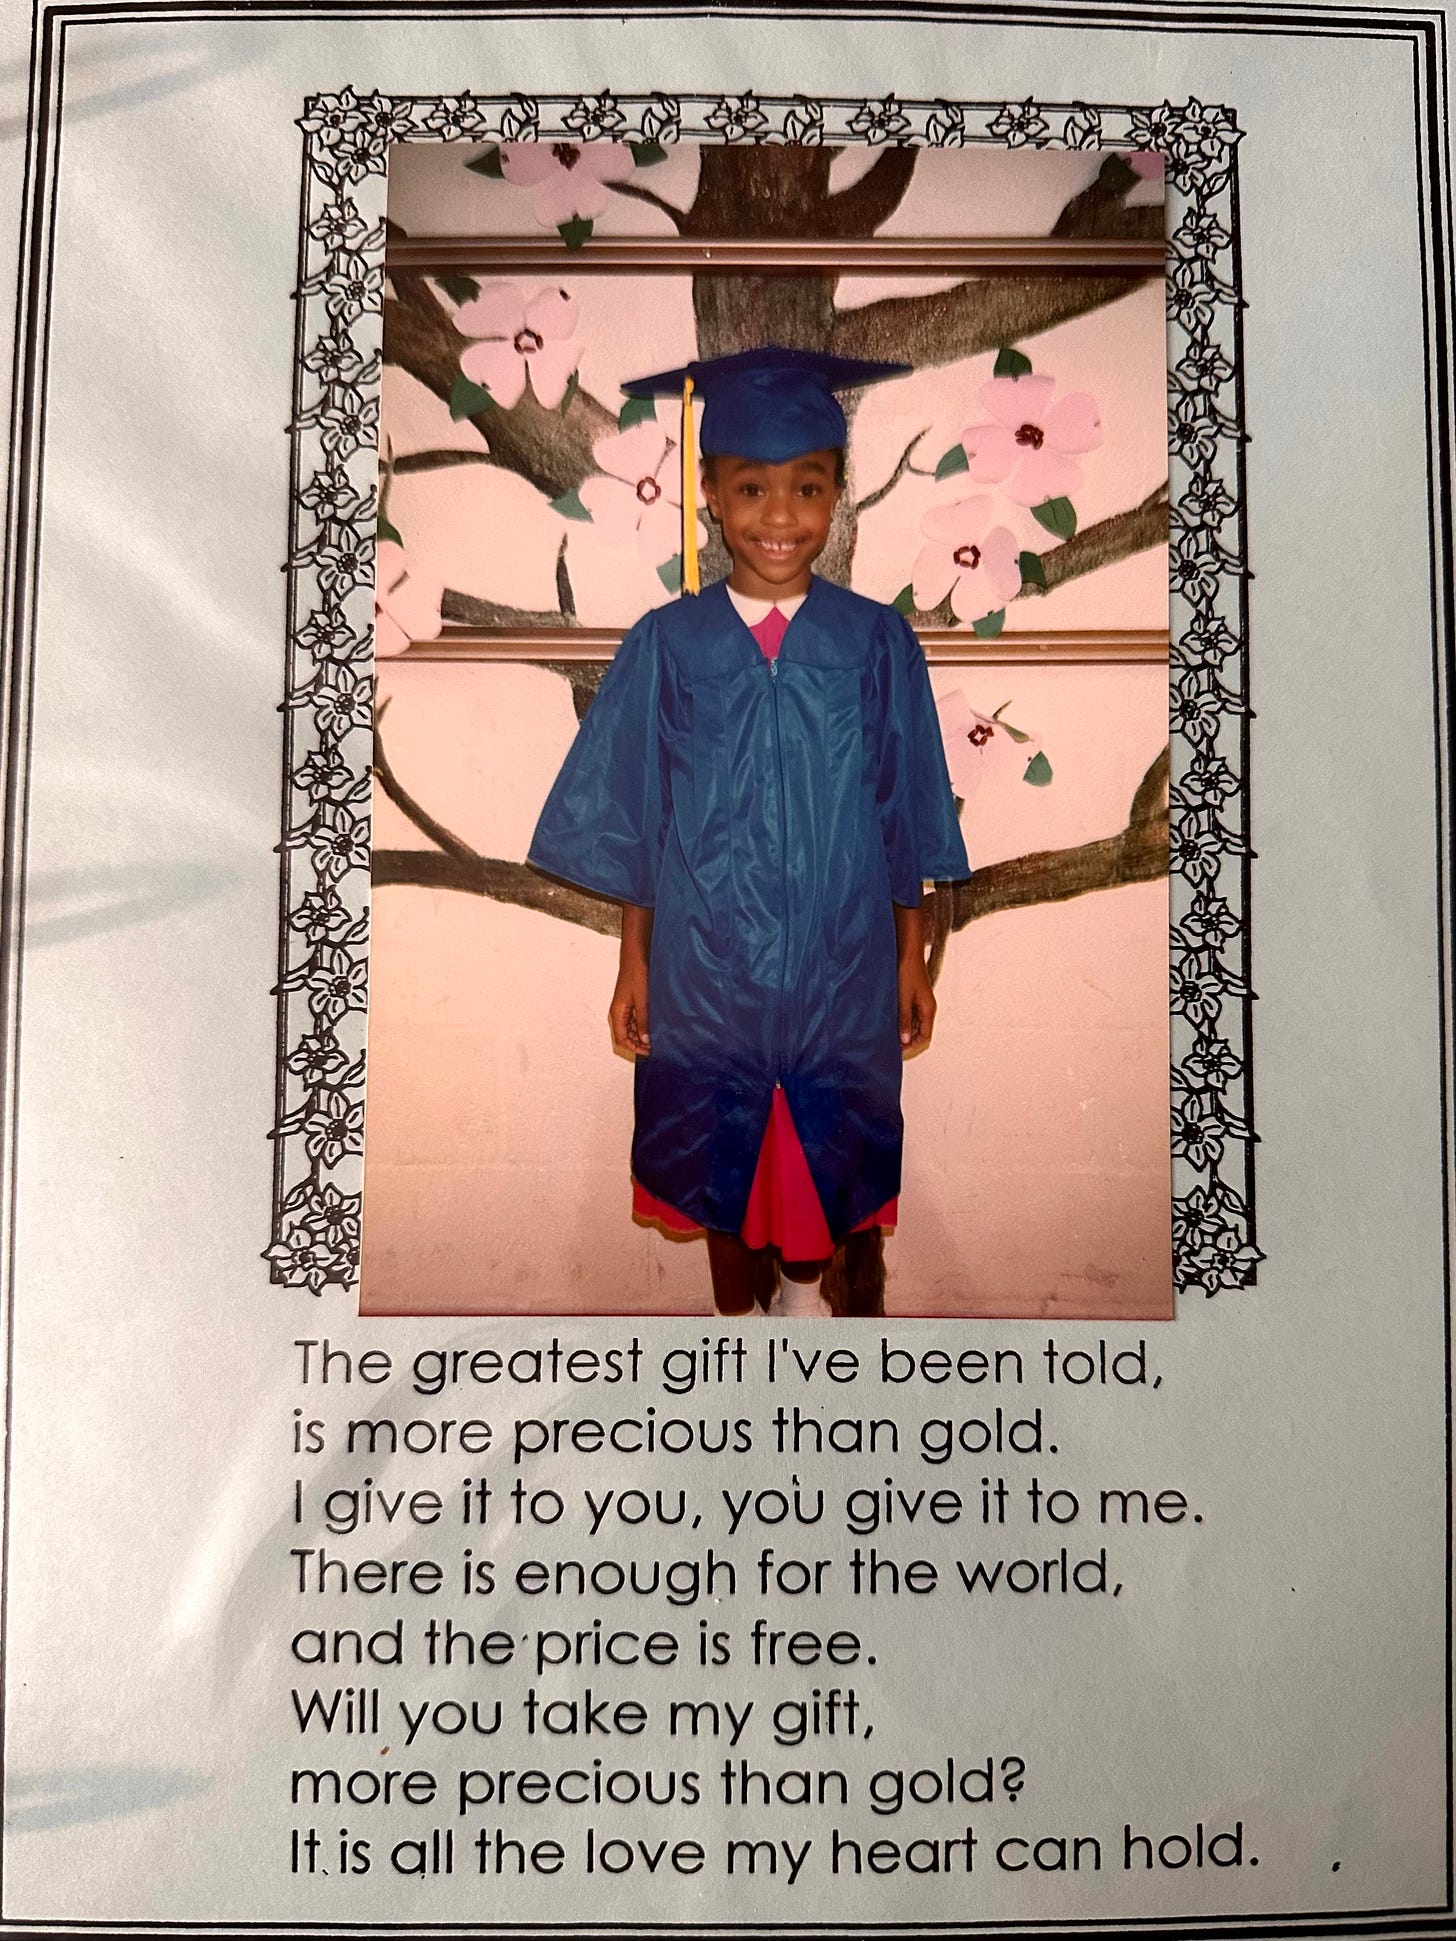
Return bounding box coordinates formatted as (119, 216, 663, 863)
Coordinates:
(527, 576, 970, 1242)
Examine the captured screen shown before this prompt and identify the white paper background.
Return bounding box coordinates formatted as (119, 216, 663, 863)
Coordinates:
(0, 5, 1450, 1932)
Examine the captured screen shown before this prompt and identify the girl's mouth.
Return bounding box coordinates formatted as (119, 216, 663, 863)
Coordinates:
(752, 536, 805, 559)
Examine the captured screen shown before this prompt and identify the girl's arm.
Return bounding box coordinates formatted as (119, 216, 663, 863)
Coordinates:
(895, 901, 936, 1053)
(609, 902, 654, 1055)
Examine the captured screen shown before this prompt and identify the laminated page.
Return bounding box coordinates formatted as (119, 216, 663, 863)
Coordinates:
(0, 4, 1451, 1938)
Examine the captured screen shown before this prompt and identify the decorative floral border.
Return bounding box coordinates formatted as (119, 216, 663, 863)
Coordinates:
(266, 90, 1260, 1302)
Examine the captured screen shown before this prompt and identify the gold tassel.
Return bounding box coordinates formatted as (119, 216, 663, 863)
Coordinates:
(681, 374, 699, 596)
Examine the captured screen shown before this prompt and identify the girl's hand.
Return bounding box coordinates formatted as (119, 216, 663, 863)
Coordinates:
(894, 900, 936, 1055)
(612, 902, 654, 1056)
(898, 958, 936, 1055)
(610, 963, 651, 1056)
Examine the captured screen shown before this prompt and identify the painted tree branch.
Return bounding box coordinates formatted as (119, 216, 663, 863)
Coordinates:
(371, 699, 618, 931)
(442, 590, 567, 627)
(394, 449, 496, 474)
(1051, 155, 1162, 241)
(853, 427, 931, 514)
(606, 178, 690, 224)
(822, 147, 919, 236)
(1038, 479, 1169, 594)
(945, 744, 1169, 928)
(831, 273, 1147, 368)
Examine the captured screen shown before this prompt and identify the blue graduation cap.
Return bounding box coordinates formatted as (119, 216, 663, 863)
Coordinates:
(621, 344, 910, 591)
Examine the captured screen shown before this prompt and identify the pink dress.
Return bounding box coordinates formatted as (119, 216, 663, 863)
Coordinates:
(631, 603, 899, 1257)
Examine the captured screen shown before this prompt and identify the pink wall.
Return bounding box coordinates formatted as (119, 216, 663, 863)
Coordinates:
(361, 659, 1169, 1318)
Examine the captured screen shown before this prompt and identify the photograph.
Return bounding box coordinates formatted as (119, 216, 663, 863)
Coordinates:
(357, 138, 1172, 1321)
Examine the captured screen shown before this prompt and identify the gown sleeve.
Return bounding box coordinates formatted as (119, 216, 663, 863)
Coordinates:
(876, 608, 972, 903)
(526, 613, 669, 907)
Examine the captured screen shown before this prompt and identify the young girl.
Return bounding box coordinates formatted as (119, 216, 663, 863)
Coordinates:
(528, 346, 970, 1319)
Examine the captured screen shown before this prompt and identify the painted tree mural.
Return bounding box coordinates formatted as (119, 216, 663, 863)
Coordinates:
(372, 140, 1171, 1312)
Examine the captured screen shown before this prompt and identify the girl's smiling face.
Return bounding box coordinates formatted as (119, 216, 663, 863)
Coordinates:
(702, 449, 842, 601)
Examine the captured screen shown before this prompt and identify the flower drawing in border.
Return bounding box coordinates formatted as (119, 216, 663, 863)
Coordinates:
(374, 539, 444, 657)
(782, 97, 825, 144)
(1171, 963, 1229, 1029)
(1184, 1034, 1243, 1090)
(498, 141, 635, 226)
(563, 93, 628, 140)
(286, 1179, 362, 1252)
(455, 283, 581, 409)
(423, 93, 485, 142)
(310, 670, 374, 742)
(1060, 105, 1102, 149)
(263, 1222, 343, 1294)
(987, 97, 1050, 147)
(292, 749, 358, 809)
(289, 886, 352, 944)
(1171, 1095, 1226, 1171)
(848, 96, 911, 144)
(926, 101, 969, 146)
(960, 374, 1102, 507)
(912, 496, 1023, 624)
(639, 95, 682, 144)
(305, 947, 370, 1022)
(308, 804, 371, 881)
(298, 463, 368, 527)
(308, 198, 368, 254)
(579, 416, 705, 569)
(286, 1030, 348, 1089)
(705, 94, 769, 142)
(303, 1088, 366, 1167)
(298, 88, 367, 143)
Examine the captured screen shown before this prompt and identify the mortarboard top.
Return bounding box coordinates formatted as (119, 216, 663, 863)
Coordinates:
(622, 343, 911, 464)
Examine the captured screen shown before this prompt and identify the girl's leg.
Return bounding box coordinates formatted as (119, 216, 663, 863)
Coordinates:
(706, 1230, 776, 1316)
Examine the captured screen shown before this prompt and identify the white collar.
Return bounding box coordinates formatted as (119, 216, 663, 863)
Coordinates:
(725, 583, 809, 625)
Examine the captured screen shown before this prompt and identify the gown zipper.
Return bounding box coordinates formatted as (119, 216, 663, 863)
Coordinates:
(768, 650, 787, 1083)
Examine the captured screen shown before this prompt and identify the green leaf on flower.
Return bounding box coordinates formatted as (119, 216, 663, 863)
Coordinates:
(892, 584, 916, 616)
(558, 216, 593, 250)
(630, 141, 668, 167)
(376, 515, 403, 547)
(449, 375, 495, 420)
(438, 273, 481, 307)
(559, 369, 580, 416)
(972, 608, 1005, 638)
(934, 443, 969, 480)
(550, 487, 592, 522)
(618, 395, 658, 430)
(657, 554, 683, 593)
(466, 145, 504, 179)
(1023, 750, 1054, 786)
(1018, 548, 1047, 590)
(994, 346, 1033, 379)
(1032, 497, 1078, 539)
(995, 718, 1032, 743)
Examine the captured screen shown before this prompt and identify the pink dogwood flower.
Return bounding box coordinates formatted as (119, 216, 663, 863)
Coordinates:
(499, 141, 636, 226)
(912, 496, 1023, 623)
(936, 690, 1046, 798)
(578, 416, 706, 568)
(374, 540, 443, 656)
(455, 284, 580, 409)
(961, 374, 1103, 507)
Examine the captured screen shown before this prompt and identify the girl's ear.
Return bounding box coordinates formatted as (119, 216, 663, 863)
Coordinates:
(700, 466, 721, 522)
